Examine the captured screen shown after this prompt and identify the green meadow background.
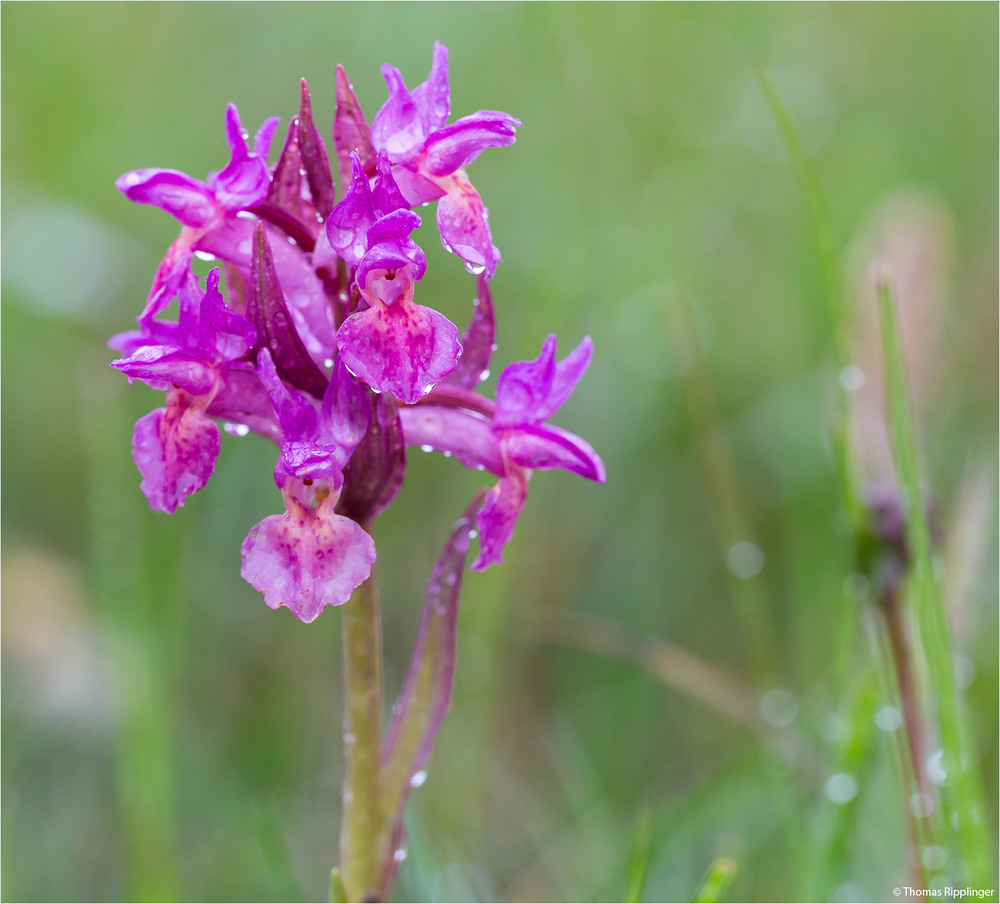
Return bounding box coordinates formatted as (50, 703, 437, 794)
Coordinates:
(2, 3, 996, 901)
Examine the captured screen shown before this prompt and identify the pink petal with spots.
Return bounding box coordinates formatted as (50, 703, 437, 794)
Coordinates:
(337, 301, 460, 405)
(240, 495, 376, 622)
(132, 398, 221, 514)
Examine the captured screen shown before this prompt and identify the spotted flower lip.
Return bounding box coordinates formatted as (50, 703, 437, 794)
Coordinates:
(370, 41, 520, 279)
(240, 488, 376, 622)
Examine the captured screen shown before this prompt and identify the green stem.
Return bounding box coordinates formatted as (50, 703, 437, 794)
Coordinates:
(876, 275, 994, 885)
(340, 549, 386, 902)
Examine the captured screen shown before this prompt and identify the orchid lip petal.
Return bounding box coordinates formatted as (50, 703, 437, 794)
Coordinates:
(240, 494, 376, 622)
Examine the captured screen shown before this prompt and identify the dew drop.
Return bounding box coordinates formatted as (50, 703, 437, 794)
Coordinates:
(954, 654, 975, 689)
(324, 358, 335, 369)
(921, 845, 947, 871)
(468, 263, 486, 276)
(824, 772, 858, 804)
(926, 749, 947, 786)
(442, 450, 453, 458)
(410, 770, 427, 788)
(843, 572, 870, 602)
(479, 369, 491, 382)
(727, 541, 764, 579)
(909, 791, 934, 818)
(394, 848, 408, 864)
(194, 250, 216, 262)
(468, 529, 479, 539)
(420, 444, 434, 453)
(224, 422, 250, 437)
(874, 705, 902, 732)
(343, 732, 356, 746)
(839, 364, 866, 392)
(760, 688, 798, 727)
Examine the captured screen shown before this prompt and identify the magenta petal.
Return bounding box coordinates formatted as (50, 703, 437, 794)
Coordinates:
(436, 177, 498, 278)
(422, 112, 520, 178)
(471, 470, 528, 571)
(494, 334, 557, 428)
(398, 405, 503, 475)
(240, 495, 376, 622)
(410, 41, 451, 134)
(117, 169, 221, 228)
(372, 65, 425, 161)
(504, 424, 606, 482)
(132, 400, 221, 514)
(113, 347, 218, 396)
(337, 301, 460, 404)
(326, 153, 376, 266)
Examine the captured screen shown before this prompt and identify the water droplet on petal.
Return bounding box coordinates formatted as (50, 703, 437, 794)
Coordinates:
(324, 358, 335, 369)
(479, 369, 490, 382)
(224, 422, 250, 437)
(194, 250, 216, 262)
(420, 444, 434, 453)
(394, 848, 408, 864)
(468, 529, 479, 539)
(468, 263, 486, 276)
(410, 770, 427, 788)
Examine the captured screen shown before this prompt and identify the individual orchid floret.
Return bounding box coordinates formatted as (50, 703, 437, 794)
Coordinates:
(326, 151, 410, 269)
(111, 269, 258, 513)
(370, 42, 520, 279)
(333, 188, 461, 404)
(240, 349, 376, 622)
(399, 334, 604, 569)
(255, 349, 370, 489)
(474, 335, 604, 569)
(240, 486, 377, 623)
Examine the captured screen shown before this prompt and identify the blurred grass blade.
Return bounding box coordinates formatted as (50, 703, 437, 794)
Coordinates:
(876, 272, 994, 884)
(330, 867, 347, 904)
(693, 856, 738, 904)
(756, 67, 862, 529)
(377, 491, 486, 897)
(625, 801, 653, 903)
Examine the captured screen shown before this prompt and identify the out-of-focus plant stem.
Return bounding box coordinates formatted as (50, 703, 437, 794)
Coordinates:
(340, 550, 387, 902)
(876, 275, 995, 886)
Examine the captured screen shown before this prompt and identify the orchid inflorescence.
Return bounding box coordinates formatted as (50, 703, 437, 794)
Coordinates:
(111, 43, 605, 623)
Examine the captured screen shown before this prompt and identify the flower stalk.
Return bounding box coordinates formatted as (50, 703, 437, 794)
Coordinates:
(340, 557, 386, 903)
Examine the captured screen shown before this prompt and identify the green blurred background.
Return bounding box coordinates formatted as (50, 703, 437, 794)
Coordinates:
(2, 3, 997, 902)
